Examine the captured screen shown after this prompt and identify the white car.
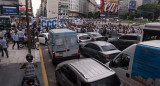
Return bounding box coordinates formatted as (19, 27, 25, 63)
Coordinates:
(38, 33, 48, 45)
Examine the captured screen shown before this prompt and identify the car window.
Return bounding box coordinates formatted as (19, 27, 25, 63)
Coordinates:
(85, 43, 101, 51)
(39, 34, 44, 37)
(61, 66, 77, 85)
(114, 54, 131, 70)
(81, 74, 121, 86)
(79, 35, 90, 40)
(119, 35, 137, 40)
(101, 44, 117, 51)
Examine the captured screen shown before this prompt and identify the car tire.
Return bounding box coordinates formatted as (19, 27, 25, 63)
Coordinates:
(56, 77, 61, 86)
(52, 59, 57, 65)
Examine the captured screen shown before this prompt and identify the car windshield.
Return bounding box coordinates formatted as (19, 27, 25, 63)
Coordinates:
(79, 35, 90, 40)
(81, 74, 121, 86)
(101, 45, 117, 51)
(92, 33, 102, 37)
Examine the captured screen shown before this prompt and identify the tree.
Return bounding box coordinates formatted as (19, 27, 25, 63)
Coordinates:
(94, 11, 100, 19)
(137, 4, 160, 20)
(88, 12, 94, 18)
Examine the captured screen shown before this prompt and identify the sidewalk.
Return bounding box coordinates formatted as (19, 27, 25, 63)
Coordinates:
(0, 44, 44, 86)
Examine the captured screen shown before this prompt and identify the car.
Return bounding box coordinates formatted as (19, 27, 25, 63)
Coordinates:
(55, 58, 122, 86)
(86, 32, 108, 41)
(109, 34, 141, 51)
(81, 41, 121, 63)
(77, 33, 91, 49)
(48, 29, 80, 64)
(38, 33, 48, 45)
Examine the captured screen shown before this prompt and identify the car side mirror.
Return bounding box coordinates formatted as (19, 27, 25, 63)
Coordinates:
(109, 60, 117, 68)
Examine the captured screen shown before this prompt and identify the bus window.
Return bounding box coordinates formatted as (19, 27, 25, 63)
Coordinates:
(143, 29, 160, 41)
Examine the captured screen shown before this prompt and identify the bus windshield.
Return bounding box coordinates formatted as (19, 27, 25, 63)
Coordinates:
(143, 29, 160, 41)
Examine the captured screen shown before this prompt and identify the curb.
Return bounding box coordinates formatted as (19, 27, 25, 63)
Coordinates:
(39, 46, 49, 86)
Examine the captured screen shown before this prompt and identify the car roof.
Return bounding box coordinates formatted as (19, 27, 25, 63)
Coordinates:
(87, 32, 100, 34)
(70, 58, 115, 82)
(50, 29, 75, 33)
(77, 33, 89, 36)
(57, 58, 115, 82)
(90, 41, 113, 46)
(123, 34, 141, 37)
(139, 40, 160, 48)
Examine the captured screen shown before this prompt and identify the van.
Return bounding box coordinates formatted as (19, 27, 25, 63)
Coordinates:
(107, 40, 160, 86)
(48, 29, 80, 64)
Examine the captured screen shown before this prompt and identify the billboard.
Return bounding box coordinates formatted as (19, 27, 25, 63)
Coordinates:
(129, 1, 136, 10)
(40, 17, 57, 28)
(1, 6, 19, 15)
(104, 0, 118, 13)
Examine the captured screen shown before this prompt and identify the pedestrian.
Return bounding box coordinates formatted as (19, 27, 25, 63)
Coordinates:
(12, 31, 19, 49)
(0, 36, 9, 58)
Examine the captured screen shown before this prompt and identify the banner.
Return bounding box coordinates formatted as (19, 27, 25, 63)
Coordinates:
(129, 1, 136, 10)
(104, 0, 118, 13)
(40, 17, 57, 28)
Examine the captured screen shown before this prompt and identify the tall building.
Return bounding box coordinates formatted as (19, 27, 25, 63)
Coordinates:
(119, 0, 129, 16)
(47, 0, 59, 18)
(142, 0, 158, 4)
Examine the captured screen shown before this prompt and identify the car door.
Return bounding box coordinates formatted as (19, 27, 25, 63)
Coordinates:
(58, 65, 77, 86)
(110, 53, 133, 86)
(89, 44, 101, 58)
(67, 34, 79, 56)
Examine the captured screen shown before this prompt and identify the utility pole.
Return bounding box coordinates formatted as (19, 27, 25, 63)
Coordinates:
(26, 0, 31, 53)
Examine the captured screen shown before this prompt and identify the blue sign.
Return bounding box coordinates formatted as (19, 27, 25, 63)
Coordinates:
(129, 1, 136, 10)
(41, 17, 57, 28)
(2, 6, 18, 15)
(132, 44, 160, 85)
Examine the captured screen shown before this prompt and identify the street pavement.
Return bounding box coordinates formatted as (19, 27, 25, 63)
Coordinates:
(0, 44, 45, 86)
(40, 45, 85, 86)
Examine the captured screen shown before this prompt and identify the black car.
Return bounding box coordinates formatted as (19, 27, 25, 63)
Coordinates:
(109, 34, 141, 51)
(81, 41, 121, 63)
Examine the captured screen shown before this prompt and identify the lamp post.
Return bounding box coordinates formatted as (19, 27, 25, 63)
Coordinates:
(26, 0, 31, 53)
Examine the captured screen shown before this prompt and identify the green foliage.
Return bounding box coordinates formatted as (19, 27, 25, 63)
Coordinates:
(137, 4, 160, 20)
(87, 11, 100, 19)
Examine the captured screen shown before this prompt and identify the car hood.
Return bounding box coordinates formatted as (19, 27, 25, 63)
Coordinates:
(101, 50, 121, 55)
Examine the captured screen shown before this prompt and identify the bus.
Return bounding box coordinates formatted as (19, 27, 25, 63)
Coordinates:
(0, 16, 11, 30)
(141, 23, 160, 41)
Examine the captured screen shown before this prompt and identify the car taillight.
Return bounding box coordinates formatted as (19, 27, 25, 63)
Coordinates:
(91, 38, 96, 41)
(79, 40, 82, 43)
(78, 48, 80, 53)
(105, 56, 110, 59)
(29, 82, 33, 85)
(52, 51, 55, 57)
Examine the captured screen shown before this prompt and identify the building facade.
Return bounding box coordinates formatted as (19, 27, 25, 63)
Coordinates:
(119, 0, 129, 16)
(47, 0, 59, 18)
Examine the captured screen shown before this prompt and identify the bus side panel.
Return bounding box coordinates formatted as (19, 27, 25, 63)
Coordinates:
(131, 44, 160, 86)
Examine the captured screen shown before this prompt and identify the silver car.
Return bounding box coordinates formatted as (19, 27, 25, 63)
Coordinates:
(55, 58, 122, 86)
(77, 33, 91, 49)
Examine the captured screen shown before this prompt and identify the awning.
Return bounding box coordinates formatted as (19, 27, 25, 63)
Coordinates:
(19, 7, 31, 10)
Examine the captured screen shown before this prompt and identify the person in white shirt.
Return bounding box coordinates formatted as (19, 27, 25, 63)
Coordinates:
(17, 29, 24, 44)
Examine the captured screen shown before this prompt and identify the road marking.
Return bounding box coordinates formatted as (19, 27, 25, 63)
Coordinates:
(39, 46, 49, 86)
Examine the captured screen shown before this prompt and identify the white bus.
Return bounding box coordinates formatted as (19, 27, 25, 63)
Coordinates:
(141, 23, 160, 41)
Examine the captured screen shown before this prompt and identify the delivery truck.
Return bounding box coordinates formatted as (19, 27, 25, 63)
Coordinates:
(107, 40, 160, 86)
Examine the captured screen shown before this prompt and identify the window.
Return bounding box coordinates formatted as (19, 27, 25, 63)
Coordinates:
(85, 43, 101, 51)
(114, 54, 130, 70)
(101, 44, 117, 51)
(39, 34, 44, 37)
(143, 29, 160, 41)
(61, 66, 77, 85)
(119, 35, 138, 40)
(79, 35, 90, 40)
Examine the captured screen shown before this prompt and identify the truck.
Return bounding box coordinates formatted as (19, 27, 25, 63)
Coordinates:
(107, 40, 160, 86)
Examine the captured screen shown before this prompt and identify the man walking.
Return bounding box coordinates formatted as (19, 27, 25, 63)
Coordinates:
(12, 31, 19, 49)
(0, 36, 9, 58)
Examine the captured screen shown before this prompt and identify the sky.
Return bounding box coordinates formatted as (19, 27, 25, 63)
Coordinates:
(32, 0, 100, 16)
(32, 0, 41, 16)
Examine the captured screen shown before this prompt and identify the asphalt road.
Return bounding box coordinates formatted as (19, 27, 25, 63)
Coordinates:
(41, 45, 57, 86)
(40, 45, 85, 86)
